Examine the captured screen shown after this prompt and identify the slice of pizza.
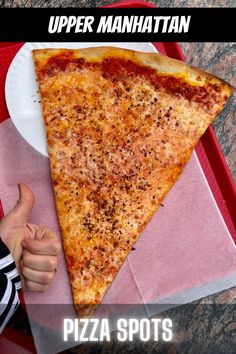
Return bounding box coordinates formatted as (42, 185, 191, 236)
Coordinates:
(33, 47, 233, 317)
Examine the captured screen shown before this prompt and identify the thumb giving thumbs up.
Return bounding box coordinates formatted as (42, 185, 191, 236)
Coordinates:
(0, 183, 34, 269)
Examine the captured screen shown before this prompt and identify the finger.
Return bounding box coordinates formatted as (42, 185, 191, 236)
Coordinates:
(21, 264, 55, 284)
(23, 249, 57, 272)
(11, 184, 35, 224)
(26, 223, 38, 239)
(22, 237, 61, 256)
(35, 226, 58, 241)
(24, 280, 49, 293)
(25, 224, 58, 242)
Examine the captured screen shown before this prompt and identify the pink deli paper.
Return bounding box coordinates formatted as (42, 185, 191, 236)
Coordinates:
(1, 119, 236, 354)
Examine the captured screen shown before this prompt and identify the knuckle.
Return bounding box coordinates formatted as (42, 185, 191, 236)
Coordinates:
(51, 240, 61, 255)
(41, 272, 53, 284)
(25, 280, 34, 291)
(47, 257, 57, 270)
(52, 245, 58, 255)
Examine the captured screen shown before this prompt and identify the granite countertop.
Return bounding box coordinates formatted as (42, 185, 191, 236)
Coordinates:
(0, 1, 236, 353)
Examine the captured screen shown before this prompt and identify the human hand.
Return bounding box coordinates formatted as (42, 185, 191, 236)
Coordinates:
(0, 183, 61, 292)
(20, 224, 61, 292)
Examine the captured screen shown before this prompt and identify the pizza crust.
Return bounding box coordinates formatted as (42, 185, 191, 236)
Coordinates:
(33, 46, 233, 91)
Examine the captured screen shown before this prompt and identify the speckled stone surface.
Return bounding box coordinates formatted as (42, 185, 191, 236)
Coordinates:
(0, 1, 235, 353)
(180, 42, 236, 181)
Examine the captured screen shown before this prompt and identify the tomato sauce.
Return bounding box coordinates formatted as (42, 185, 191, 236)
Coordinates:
(40, 54, 221, 108)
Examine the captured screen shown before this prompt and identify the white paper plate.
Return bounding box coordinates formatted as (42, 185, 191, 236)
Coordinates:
(5, 42, 157, 157)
